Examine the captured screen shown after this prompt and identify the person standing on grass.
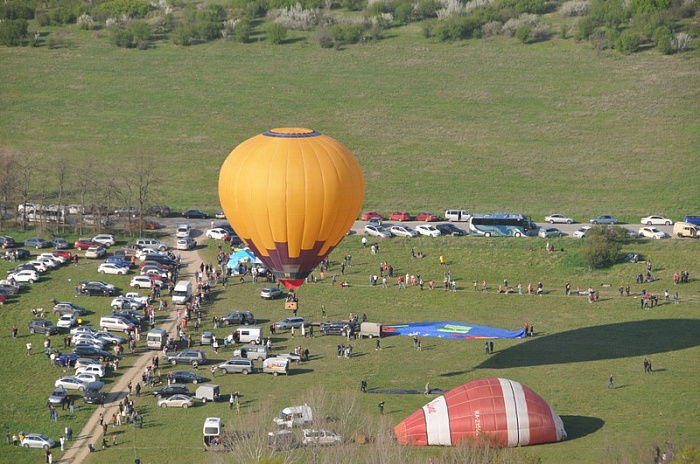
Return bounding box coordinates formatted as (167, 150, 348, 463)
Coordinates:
(608, 375, 614, 389)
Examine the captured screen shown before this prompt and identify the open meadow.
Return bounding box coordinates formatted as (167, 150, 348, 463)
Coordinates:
(1, 16, 699, 464)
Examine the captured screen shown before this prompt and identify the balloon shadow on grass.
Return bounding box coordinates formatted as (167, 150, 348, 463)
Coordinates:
(561, 416, 605, 440)
(478, 319, 700, 369)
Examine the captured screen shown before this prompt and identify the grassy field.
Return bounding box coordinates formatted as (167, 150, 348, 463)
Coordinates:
(1, 24, 699, 220)
(0, 228, 698, 463)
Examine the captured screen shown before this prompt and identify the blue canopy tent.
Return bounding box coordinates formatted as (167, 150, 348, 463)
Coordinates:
(227, 249, 262, 275)
(382, 321, 527, 340)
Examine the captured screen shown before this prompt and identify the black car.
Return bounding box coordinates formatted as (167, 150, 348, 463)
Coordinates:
(221, 311, 256, 326)
(146, 205, 171, 217)
(153, 384, 190, 398)
(113, 308, 146, 322)
(7, 263, 39, 275)
(436, 223, 467, 236)
(53, 302, 88, 316)
(0, 283, 21, 295)
(111, 311, 142, 326)
(11, 248, 31, 260)
(72, 345, 113, 361)
(182, 209, 209, 219)
(170, 370, 207, 384)
(320, 321, 354, 336)
(29, 319, 60, 335)
(142, 254, 177, 267)
(56, 352, 80, 367)
(80, 282, 118, 296)
(0, 236, 15, 248)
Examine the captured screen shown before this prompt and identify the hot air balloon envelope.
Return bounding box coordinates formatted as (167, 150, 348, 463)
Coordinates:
(394, 378, 566, 447)
(218, 128, 365, 289)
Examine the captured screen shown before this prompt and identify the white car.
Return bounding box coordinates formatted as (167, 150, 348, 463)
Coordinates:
(39, 252, 67, 264)
(638, 227, 667, 239)
(9, 269, 40, 283)
(205, 228, 229, 240)
(124, 292, 150, 305)
(538, 227, 562, 238)
(27, 261, 49, 272)
(21, 433, 55, 450)
(131, 275, 163, 289)
(76, 364, 106, 378)
(95, 331, 125, 345)
(85, 246, 107, 258)
(389, 225, 418, 238)
(177, 237, 197, 250)
(71, 326, 99, 336)
(573, 226, 591, 238)
(640, 215, 673, 226)
(215, 210, 226, 219)
(37, 257, 59, 269)
(55, 376, 89, 391)
(544, 214, 574, 224)
(176, 224, 192, 238)
(415, 225, 442, 237)
(364, 225, 391, 238)
(98, 263, 129, 275)
(75, 372, 100, 384)
(57, 314, 77, 328)
(92, 234, 116, 247)
(111, 296, 143, 310)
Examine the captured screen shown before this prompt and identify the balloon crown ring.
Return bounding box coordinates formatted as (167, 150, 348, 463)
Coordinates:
(263, 128, 321, 138)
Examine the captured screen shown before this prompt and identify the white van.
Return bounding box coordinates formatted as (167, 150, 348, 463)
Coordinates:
(445, 209, 471, 222)
(147, 328, 168, 350)
(273, 405, 313, 428)
(100, 316, 134, 333)
(302, 429, 342, 446)
(172, 280, 192, 305)
(203, 417, 224, 450)
(232, 344, 269, 361)
(262, 357, 289, 376)
(673, 222, 698, 238)
(235, 326, 262, 344)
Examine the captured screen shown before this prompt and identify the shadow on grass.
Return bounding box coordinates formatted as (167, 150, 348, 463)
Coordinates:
(478, 319, 700, 369)
(561, 415, 605, 440)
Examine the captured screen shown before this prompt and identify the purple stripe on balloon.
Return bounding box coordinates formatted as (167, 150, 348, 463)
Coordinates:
(244, 240, 330, 281)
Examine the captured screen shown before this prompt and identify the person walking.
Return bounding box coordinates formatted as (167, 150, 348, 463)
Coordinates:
(378, 401, 385, 415)
(11, 325, 17, 339)
(229, 394, 234, 410)
(608, 375, 615, 389)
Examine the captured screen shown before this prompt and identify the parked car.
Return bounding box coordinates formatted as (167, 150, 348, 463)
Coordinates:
(24, 237, 50, 249)
(11, 248, 31, 260)
(217, 358, 255, 375)
(638, 227, 668, 239)
(158, 394, 195, 408)
(640, 215, 673, 226)
(182, 209, 209, 219)
(92, 234, 116, 247)
(74, 238, 99, 250)
(415, 225, 442, 237)
(53, 302, 87, 316)
(175, 224, 192, 238)
(55, 376, 89, 391)
(75, 364, 107, 378)
(130, 275, 162, 289)
(0, 236, 15, 248)
(71, 326, 99, 336)
(124, 292, 150, 305)
(205, 228, 229, 240)
(98, 263, 128, 275)
(215, 210, 226, 219)
(106, 256, 134, 268)
(114, 206, 138, 216)
(72, 346, 112, 362)
(589, 215, 619, 224)
(275, 317, 306, 330)
(538, 227, 562, 238)
(146, 205, 171, 217)
(176, 237, 197, 250)
(367, 217, 382, 227)
(129, 220, 162, 230)
(389, 225, 418, 238)
(320, 321, 354, 336)
(388, 211, 412, 221)
(415, 212, 440, 222)
(21, 434, 55, 450)
(153, 384, 190, 398)
(170, 370, 207, 384)
(168, 350, 207, 366)
(29, 319, 59, 335)
(57, 314, 77, 329)
(361, 211, 384, 221)
(435, 223, 466, 236)
(260, 287, 283, 300)
(51, 238, 69, 249)
(55, 353, 80, 367)
(221, 311, 256, 325)
(48, 387, 69, 404)
(302, 429, 342, 446)
(544, 214, 574, 224)
(363, 225, 391, 238)
(110, 296, 144, 310)
(85, 246, 107, 259)
(79, 281, 117, 296)
(9, 269, 40, 283)
(573, 226, 591, 238)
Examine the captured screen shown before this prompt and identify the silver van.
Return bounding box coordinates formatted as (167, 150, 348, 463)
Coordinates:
(100, 316, 134, 333)
(217, 358, 255, 375)
(136, 238, 168, 251)
(232, 344, 269, 361)
(444, 209, 471, 222)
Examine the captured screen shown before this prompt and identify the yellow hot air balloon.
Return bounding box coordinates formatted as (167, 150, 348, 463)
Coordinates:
(218, 128, 365, 289)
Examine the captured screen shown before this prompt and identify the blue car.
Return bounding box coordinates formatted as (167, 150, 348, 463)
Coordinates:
(56, 352, 80, 367)
(106, 256, 134, 268)
(589, 215, 619, 225)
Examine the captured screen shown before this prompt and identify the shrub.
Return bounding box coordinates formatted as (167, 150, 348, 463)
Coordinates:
(315, 25, 334, 47)
(629, 10, 672, 40)
(77, 13, 95, 30)
(559, 0, 589, 16)
(420, 19, 434, 36)
(481, 20, 502, 35)
(393, 2, 414, 22)
(530, 22, 549, 41)
(111, 27, 134, 47)
(234, 20, 251, 42)
(583, 225, 626, 269)
(560, 23, 569, 38)
(515, 24, 530, 41)
(435, 14, 481, 40)
(502, 12, 538, 36)
(652, 26, 672, 53)
(129, 21, 151, 42)
(94, 0, 154, 19)
(629, 0, 670, 15)
(590, 25, 617, 49)
(0, 18, 28, 45)
(340, 0, 366, 11)
(417, 0, 441, 18)
(615, 29, 641, 53)
(1, 1, 35, 20)
(268, 3, 324, 30)
(371, 12, 393, 28)
(170, 22, 194, 45)
(266, 22, 288, 43)
(575, 15, 597, 39)
(671, 31, 691, 51)
(330, 22, 365, 43)
(514, 0, 545, 15)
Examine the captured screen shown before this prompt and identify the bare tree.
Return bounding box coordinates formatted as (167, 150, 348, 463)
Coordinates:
(77, 159, 94, 235)
(15, 153, 34, 231)
(55, 158, 69, 234)
(0, 148, 19, 229)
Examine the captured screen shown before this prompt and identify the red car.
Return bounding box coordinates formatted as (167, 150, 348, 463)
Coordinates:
(74, 238, 99, 250)
(129, 220, 161, 230)
(361, 211, 384, 221)
(53, 250, 73, 260)
(415, 212, 440, 222)
(389, 211, 412, 221)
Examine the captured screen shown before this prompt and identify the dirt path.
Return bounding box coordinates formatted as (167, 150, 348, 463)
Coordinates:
(59, 244, 203, 463)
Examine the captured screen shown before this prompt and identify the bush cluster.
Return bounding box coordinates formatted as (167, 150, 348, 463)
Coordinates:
(0, 18, 29, 45)
(559, 0, 589, 17)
